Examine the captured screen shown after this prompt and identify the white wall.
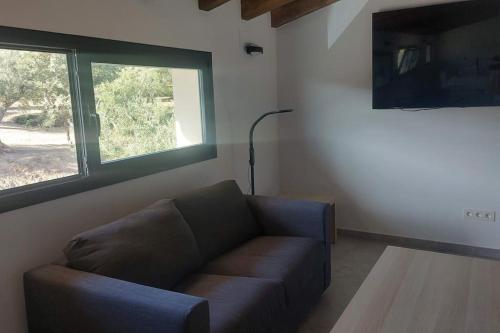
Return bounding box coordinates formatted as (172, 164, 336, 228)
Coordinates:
(172, 68, 204, 147)
(0, 1, 279, 332)
(277, 0, 500, 249)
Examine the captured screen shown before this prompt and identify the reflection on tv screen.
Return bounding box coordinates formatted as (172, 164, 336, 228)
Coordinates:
(373, 0, 500, 109)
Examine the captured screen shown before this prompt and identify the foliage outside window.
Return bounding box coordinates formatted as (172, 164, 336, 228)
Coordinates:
(0, 26, 216, 213)
(0, 49, 78, 191)
(92, 64, 177, 161)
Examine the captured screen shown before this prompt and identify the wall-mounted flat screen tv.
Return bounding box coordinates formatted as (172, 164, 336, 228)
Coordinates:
(373, 0, 500, 109)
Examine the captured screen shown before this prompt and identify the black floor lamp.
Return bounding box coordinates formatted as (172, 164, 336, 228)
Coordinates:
(249, 109, 293, 195)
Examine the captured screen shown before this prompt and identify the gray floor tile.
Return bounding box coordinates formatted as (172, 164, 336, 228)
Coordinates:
(298, 236, 387, 333)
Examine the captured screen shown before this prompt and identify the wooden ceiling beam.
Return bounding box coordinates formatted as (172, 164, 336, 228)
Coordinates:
(198, 0, 231, 11)
(241, 0, 296, 20)
(271, 0, 340, 28)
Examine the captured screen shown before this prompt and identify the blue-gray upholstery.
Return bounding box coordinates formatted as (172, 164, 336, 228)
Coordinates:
(246, 195, 332, 289)
(203, 236, 324, 305)
(24, 180, 331, 333)
(174, 274, 287, 333)
(174, 180, 260, 262)
(63, 199, 201, 290)
(24, 265, 209, 333)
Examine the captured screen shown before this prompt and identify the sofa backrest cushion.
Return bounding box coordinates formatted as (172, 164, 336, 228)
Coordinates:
(174, 180, 260, 262)
(63, 199, 201, 290)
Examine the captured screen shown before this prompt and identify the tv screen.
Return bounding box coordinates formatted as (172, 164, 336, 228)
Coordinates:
(373, 0, 500, 109)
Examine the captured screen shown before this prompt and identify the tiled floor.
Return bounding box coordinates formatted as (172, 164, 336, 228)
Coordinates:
(298, 236, 388, 333)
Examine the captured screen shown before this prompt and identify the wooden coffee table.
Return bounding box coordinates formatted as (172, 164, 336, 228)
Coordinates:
(331, 246, 500, 333)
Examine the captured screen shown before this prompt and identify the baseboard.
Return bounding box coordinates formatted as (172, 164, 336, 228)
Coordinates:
(338, 228, 500, 261)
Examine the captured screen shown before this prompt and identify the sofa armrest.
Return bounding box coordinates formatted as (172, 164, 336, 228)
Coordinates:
(24, 265, 210, 333)
(246, 195, 331, 289)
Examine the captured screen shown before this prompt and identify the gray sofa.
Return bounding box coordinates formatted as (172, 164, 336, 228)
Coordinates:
(24, 180, 331, 333)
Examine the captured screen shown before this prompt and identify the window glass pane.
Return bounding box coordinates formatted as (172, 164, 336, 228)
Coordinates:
(0, 49, 79, 191)
(91, 63, 203, 163)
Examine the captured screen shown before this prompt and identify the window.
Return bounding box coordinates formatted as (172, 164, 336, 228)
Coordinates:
(91, 64, 203, 162)
(0, 48, 81, 192)
(0, 26, 216, 212)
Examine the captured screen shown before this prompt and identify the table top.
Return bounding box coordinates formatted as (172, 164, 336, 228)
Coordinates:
(331, 246, 500, 333)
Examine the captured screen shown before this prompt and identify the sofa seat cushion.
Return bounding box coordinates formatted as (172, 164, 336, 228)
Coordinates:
(174, 180, 260, 262)
(63, 199, 201, 290)
(174, 274, 287, 333)
(202, 236, 324, 305)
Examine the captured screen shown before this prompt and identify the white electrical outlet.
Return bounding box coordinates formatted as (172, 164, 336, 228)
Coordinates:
(464, 209, 496, 222)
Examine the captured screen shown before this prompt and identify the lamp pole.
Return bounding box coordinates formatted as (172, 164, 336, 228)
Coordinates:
(249, 109, 293, 195)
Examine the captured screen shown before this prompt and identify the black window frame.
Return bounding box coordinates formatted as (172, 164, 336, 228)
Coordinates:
(0, 26, 217, 213)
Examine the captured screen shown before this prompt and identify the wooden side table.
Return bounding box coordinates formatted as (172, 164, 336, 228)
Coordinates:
(280, 193, 336, 243)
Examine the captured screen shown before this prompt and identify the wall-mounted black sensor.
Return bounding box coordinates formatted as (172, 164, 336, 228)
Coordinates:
(245, 43, 264, 55)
